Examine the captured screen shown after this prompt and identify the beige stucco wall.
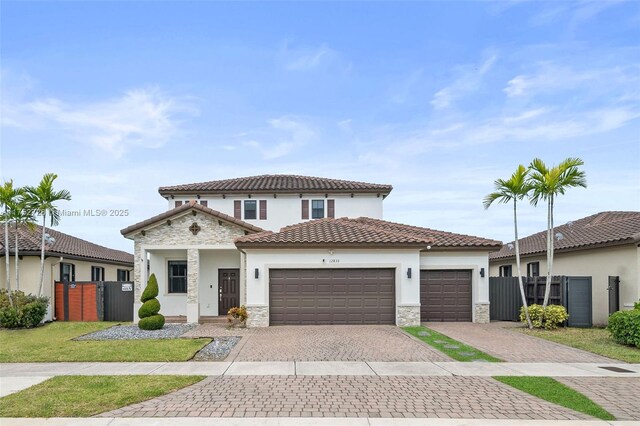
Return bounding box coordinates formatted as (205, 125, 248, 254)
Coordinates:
(0, 255, 133, 321)
(490, 244, 640, 325)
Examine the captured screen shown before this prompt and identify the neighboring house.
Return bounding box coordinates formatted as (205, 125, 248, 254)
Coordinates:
(121, 175, 501, 326)
(0, 224, 135, 321)
(489, 211, 640, 325)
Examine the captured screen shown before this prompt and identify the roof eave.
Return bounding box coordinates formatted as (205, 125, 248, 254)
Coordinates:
(234, 242, 428, 250)
(489, 238, 636, 262)
(158, 188, 393, 197)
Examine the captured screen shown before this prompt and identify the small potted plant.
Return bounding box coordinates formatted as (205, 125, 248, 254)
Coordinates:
(227, 305, 248, 328)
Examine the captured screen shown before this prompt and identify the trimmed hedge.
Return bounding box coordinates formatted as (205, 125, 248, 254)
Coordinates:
(138, 273, 164, 330)
(0, 289, 49, 329)
(138, 298, 161, 319)
(608, 304, 640, 348)
(138, 314, 165, 330)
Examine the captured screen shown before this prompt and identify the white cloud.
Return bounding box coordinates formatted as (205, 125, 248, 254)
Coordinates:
(285, 44, 334, 71)
(390, 69, 423, 104)
(241, 116, 318, 160)
(504, 64, 639, 98)
(431, 54, 498, 110)
(2, 88, 194, 158)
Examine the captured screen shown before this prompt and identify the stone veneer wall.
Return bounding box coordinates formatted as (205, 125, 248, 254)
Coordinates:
(131, 211, 247, 304)
(396, 305, 420, 326)
(474, 302, 490, 324)
(246, 305, 269, 327)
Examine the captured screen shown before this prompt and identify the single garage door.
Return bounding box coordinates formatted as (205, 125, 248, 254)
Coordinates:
(269, 268, 395, 325)
(420, 270, 472, 322)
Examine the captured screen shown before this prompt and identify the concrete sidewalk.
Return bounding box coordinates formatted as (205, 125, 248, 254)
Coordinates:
(1, 360, 639, 378)
(1, 417, 638, 425)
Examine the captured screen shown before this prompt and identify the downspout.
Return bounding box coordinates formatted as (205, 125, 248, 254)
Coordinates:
(50, 257, 64, 321)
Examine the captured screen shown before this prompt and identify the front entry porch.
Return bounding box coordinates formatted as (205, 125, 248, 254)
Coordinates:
(136, 247, 244, 324)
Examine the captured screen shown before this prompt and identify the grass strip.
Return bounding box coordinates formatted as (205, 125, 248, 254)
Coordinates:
(513, 327, 640, 363)
(0, 375, 205, 417)
(494, 376, 615, 420)
(0, 322, 211, 362)
(403, 325, 501, 362)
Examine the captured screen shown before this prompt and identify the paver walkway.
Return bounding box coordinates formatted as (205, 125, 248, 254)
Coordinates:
(99, 375, 591, 420)
(185, 324, 450, 361)
(557, 377, 640, 421)
(426, 322, 615, 363)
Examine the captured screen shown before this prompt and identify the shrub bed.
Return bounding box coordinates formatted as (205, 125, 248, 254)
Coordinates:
(0, 289, 49, 329)
(520, 304, 569, 330)
(607, 302, 640, 348)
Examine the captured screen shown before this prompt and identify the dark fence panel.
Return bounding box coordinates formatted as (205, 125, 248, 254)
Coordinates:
(489, 277, 523, 321)
(103, 281, 134, 322)
(566, 276, 592, 327)
(489, 275, 592, 327)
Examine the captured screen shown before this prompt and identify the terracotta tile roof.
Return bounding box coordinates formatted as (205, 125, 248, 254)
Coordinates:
(121, 200, 265, 236)
(490, 211, 640, 260)
(0, 225, 134, 265)
(235, 217, 502, 249)
(158, 174, 393, 195)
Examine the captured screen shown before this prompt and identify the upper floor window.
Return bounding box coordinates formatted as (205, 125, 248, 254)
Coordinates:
(117, 269, 131, 281)
(91, 266, 105, 281)
(527, 261, 540, 277)
(168, 260, 187, 293)
(499, 265, 512, 277)
(200, 200, 208, 207)
(174, 200, 183, 208)
(244, 200, 257, 220)
(312, 200, 324, 219)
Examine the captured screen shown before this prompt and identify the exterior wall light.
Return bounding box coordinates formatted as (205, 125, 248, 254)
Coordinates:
(480, 268, 485, 278)
(407, 268, 412, 279)
(255, 268, 259, 279)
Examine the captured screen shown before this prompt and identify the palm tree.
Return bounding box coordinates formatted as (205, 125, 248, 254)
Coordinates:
(484, 165, 533, 329)
(528, 157, 587, 307)
(0, 180, 21, 292)
(24, 173, 71, 297)
(8, 197, 36, 291)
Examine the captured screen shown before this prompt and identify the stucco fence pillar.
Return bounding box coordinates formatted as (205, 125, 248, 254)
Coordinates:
(186, 248, 200, 323)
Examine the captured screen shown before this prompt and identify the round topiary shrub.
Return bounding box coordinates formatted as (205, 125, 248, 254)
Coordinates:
(138, 273, 164, 330)
(138, 314, 165, 330)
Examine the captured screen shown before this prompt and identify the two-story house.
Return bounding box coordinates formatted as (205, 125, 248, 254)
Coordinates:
(121, 175, 501, 326)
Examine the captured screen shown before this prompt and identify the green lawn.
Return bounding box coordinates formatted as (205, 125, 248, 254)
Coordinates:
(494, 376, 615, 420)
(0, 322, 211, 362)
(0, 375, 204, 417)
(513, 327, 640, 363)
(403, 326, 502, 362)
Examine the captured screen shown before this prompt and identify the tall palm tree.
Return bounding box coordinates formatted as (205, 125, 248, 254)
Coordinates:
(24, 173, 71, 297)
(528, 157, 587, 307)
(0, 180, 21, 292)
(8, 197, 36, 291)
(484, 165, 533, 329)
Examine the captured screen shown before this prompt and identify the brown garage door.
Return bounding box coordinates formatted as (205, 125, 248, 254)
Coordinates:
(269, 268, 395, 325)
(420, 270, 472, 322)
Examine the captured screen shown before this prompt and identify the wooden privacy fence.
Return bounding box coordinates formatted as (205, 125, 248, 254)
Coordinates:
(55, 281, 134, 322)
(489, 276, 592, 327)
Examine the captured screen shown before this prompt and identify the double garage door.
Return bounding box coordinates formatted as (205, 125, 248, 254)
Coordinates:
(268, 268, 472, 325)
(269, 268, 395, 325)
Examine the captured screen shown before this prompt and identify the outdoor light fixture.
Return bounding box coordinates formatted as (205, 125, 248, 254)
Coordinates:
(407, 268, 412, 278)
(255, 268, 259, 279)
(480, 268, 485, 278)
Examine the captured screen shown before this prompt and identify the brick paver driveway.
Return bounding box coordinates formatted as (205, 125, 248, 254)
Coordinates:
(425, 322, 614, 363)
(102, 375, 590, 420)
(185, 324, 450, 361)
(557, 377, 640, 421)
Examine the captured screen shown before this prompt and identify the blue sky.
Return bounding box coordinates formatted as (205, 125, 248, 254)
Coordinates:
(1, 1, 639, 252)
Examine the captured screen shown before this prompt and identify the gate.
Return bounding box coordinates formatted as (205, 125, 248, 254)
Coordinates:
(608, 276, 620, 315)
(565, 276, 592, 327)
(103, 282, 135, 321)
